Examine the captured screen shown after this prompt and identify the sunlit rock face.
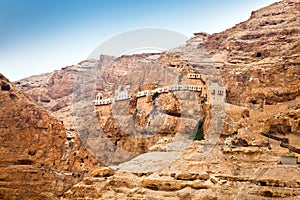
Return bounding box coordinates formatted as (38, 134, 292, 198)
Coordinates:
(203, 0, 300, 108)
(3, 0, 300, 199)
(0, 73, 99, 199)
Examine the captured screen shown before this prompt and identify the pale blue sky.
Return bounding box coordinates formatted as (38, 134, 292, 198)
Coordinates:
(0, 0, 279, 81)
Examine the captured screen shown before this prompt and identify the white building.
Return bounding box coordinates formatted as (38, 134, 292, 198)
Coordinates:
(208, 82, 226, 104)
(188, 73, 201, 79)
(115, 85, 131, 101)
(94, 84, 206, 106)
(93, 91, 113, 105)
(93, 92, 103, 105)
(137, 90, 150, 97)
(151, 88, 163, 95)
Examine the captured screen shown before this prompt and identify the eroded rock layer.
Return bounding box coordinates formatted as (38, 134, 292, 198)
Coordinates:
(2, 0, 300, 199)
(0, 74, 99, 199)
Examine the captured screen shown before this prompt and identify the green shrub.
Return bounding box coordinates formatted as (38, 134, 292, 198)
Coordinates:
(152, 91, 159, 101)
(192, 120, 204, 141)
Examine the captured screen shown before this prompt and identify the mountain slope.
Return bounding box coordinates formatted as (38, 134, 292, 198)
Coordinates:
(202, 0, 300, 107)
(6, 0, 300, 199)
(0, 73, 99, 199)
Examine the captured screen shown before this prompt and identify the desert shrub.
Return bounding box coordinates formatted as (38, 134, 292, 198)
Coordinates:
(192, 120, 204, 141)
(152, 91, 159, 101)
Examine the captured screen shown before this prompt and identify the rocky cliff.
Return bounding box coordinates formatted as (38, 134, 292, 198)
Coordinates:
(3, 0, 300, 199)
(0, 74, 99, 199)
(14, 59, 100, 130)
(202, 0, 300, 107)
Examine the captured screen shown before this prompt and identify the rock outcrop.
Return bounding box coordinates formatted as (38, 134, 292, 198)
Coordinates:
(0, 73, 99, 199)
(61, 1, 300, 199)
(15, 59, 101, 130)
(202, 0, 300, 107)
(4, 0, 300, 199)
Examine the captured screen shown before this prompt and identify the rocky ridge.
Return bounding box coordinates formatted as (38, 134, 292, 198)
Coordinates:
(0, 74, 99, 199)
(202, 0, 300, 107)
(2, 0, 300, 199)
(61, 0, 300, 199)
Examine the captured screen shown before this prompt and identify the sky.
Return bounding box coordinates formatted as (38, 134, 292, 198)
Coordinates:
(0, 0, 279, 81)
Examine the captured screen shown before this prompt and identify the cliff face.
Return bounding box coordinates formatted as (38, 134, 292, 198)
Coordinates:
(0, 74, 99, 199)
(202, 0, 300, 107)
(5, 0, 300, 199)
(92, 54, 209, 165)
(15, 60, 101, 130)
(60, 1, 299, 199)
